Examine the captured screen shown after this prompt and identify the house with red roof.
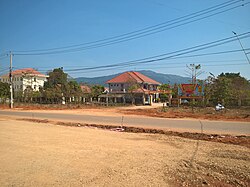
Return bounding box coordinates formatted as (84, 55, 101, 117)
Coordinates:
(0, 68, 48, 92)
(103, 71, 164, 105)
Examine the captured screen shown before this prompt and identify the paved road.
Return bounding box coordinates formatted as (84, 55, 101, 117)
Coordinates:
(0, 110, 249, 135)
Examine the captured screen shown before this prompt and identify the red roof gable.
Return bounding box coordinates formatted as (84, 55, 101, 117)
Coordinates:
(80, 85, 91, 93)
(1, 68, 46, 77)
(106, 71, 160, 85)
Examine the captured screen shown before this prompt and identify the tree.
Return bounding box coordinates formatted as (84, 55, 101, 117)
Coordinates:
(171, 83, 179, 98)
(91, 85, 104, 98)
(159, 84, 171, 91)
(0, 82, 10, 98)
(42, 68, 83, 103)
(159, 84, 171, 102)
(44, 68, 68, 89)
(127, 80, 140, 105)
(205, 72, 250, 106)
(212, 76, 232, 105)
(23, 86, 33, 102)
(219, 73, 250, 106)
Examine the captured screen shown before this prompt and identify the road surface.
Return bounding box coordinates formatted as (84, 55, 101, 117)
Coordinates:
(0, 110, 249, 135)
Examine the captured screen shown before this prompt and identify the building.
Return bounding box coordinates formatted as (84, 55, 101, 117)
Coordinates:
(100, 71, 168, 105)
(0, 68, 48, 92)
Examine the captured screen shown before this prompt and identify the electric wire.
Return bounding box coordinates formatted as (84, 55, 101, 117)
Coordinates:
(59, 32, 250, 72)
(13, 0, 248, 55)
(17, 48, 249, 74)
(65, 63, 249, 75)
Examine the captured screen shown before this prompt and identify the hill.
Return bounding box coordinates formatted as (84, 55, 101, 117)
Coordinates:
(75, 70, 191, 86)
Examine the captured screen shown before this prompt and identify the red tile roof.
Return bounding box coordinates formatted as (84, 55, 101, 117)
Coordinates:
(106, 71, 160, 85)
(80, 85, 91, 93)
(1, 68, 47, 77)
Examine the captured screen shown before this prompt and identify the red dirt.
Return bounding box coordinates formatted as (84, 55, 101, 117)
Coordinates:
(18, 118, 250, 148)
(120, 107, 250, 122)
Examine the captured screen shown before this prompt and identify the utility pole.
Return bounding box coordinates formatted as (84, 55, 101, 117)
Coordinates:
(9, 51, 13, 108)
(186, 64, 202, 84)
(232, 31, 250, 64)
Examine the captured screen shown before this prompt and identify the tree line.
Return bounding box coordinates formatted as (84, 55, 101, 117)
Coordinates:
(0, 68, 104, 104)
(0, 69, 249, 106)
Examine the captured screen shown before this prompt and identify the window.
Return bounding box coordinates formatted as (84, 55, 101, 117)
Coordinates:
(20, 77, 23, 81)
(34, 85, 36, 90)
(34, 77, 36, 82)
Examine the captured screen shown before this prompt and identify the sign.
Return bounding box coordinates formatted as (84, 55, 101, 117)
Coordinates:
(178, 84, 204, 97)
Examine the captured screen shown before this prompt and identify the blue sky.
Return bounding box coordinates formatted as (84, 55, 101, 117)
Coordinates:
(0, 0, 250, 80)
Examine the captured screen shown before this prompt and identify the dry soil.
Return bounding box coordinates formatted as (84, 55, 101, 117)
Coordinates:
(0, 117, 249, 186)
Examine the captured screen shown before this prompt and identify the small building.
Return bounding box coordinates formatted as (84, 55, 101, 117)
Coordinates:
(100, 71, 165, 105)
(0, 68, 48, 92)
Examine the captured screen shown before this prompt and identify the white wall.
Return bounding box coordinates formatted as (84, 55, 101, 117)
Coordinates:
(0, 74, 47, 92)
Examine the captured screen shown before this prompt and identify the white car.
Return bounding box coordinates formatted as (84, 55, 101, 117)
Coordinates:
(215, 104, 225, 111)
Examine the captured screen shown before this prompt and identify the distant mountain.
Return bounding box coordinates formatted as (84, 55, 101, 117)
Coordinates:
(75, 70, 191, 86)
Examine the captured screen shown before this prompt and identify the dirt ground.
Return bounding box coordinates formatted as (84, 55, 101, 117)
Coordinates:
(1, 104, 249, 122)
(120, 106, 250, 122)
(0, 118, 249, 186)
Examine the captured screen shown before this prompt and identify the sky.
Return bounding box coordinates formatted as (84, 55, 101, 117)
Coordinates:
(0, 0, 250, 80)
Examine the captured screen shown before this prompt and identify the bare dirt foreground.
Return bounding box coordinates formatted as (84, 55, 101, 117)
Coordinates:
(0, 118, 249, 187)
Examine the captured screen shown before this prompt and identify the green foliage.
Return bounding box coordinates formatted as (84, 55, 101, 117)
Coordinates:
(205, 72, 250, 106)
(128, 84, 139, 93)
(42, 69, 82, 100)
(127, 81, 140, 105)
(15, 68, 83, 103)
(159, 84, 170, 91)
(91, 85, 104, 97)
(160, 93, 168, 102)
(64, 81, 82, 97)
(172, 83, 178, 98)
(0, 82, 10, 98)
(44, 68, 68, 89)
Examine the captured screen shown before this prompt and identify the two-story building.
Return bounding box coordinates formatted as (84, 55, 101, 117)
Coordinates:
(0, 68, 48, 92)
(101, 71, 163, 105)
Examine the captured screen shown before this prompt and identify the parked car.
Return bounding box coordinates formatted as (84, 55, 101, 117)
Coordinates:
(181, 99, 189, 104)
(215, 103, 225, 111)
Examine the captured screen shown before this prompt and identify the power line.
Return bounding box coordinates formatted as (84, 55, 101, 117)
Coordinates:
(27, 47, 249, 74)
(18, 58, 245, 71)
(0, 53, 8, 58)
(232, 31, 250, 63)
(11, 44, 250, 75)
(141, 62, 249, 70)
(12, 0, 248, 55)
(9, 32, 250, 76)
(65, 46, 250, 73)
(13, 45, 250, 74)
(0, 56, 8, 61)
(59, 32, 250, 72)
(0, 68, 9, 74)
(65, 63, 249, 75)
